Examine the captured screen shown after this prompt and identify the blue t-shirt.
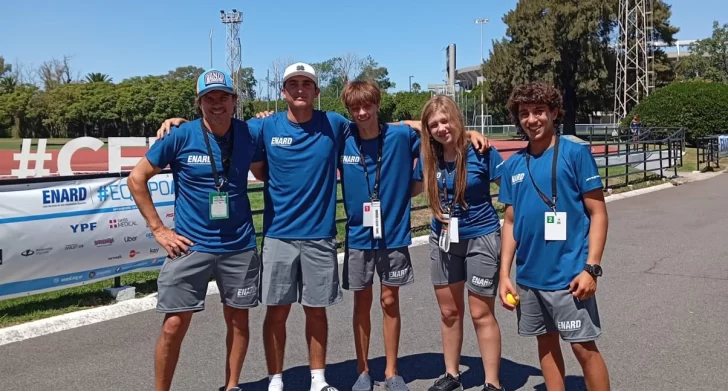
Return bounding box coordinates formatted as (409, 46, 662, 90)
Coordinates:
(144, 118, 258, 253)
(339, 123, 420, 249)
(413, 144, 504, 240)
(249, 111, 349, 239)
(498, 136, 603, 291)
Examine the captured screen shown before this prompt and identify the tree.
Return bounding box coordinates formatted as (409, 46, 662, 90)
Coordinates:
(411, 82, 421, 93)
(675, 21, 728, 82)
(482, 0, 679, 131)
(0, 56, 11, 79)
(38, 55, 76, 90)
(355, 56, 395, 91)
(85, 73, 112, 83)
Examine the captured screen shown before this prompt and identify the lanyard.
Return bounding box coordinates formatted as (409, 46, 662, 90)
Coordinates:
(525, 136, 559, 212)
(354, 124, 384, 201)
(439, 162, 455, 214)
(202, 126, 235, 191)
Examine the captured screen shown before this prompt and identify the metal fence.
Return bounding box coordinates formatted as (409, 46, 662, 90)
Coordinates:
(695, 134, 728, 172)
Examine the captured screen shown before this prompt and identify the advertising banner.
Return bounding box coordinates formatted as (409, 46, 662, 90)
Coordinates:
(0, 174, 176, 300)
(718, 135, 728, 157)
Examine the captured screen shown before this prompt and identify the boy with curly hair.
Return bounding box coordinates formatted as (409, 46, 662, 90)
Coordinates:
(497, 82, 611, 390)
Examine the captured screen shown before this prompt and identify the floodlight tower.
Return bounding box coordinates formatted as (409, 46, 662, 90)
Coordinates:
(475, 18, 488, 135)
(220, 9, 244, 118)
(614, 0, 654, 122)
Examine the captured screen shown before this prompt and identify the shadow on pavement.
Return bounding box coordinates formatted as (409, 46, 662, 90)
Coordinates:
(233, 352, 585, 390)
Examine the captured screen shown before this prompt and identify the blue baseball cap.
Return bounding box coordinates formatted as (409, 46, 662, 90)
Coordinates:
(196, 69, 235, 97)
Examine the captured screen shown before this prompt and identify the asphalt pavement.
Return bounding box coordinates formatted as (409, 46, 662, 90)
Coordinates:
(2, 174, 728, 391)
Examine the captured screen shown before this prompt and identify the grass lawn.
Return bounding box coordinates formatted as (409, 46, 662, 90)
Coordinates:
(0, 138, 111, 151)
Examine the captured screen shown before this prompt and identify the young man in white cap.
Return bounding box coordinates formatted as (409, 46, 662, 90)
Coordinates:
(129, 68, 262, 391)
(251, 62, 350, 391)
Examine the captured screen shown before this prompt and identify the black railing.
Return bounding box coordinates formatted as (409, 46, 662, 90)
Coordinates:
(695, 135, 726, 172)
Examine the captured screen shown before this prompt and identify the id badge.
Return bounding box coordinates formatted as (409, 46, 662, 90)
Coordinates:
(371, 201, 382, 239)
(449, 217, 459, 243)
(209, 191, 229, 220)
(362, 202, 373, 227)
(544, 212, 567, 241)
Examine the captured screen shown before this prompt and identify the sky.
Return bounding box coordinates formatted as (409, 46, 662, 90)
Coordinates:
(1, 0, 726, 94)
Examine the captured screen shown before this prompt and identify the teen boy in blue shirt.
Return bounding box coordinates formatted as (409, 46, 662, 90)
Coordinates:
(498, 82, 610, 391)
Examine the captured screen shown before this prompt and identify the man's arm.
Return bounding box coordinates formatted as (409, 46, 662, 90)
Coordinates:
(583, 189, 608, 266)
(250, 161, 267, 181)
(411, 180, 423, 198)
(128, 158, 165, 232)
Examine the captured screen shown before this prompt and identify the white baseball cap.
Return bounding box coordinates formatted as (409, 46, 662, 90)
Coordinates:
(283, 62, 318, 86)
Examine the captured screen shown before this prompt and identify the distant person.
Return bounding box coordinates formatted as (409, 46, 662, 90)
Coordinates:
(411, 95, 506, 391)
(338, 81, 489, 391)
(498, 82, 610, 391)
(630, 115, 641, 149)
(128, 69, 263, 391)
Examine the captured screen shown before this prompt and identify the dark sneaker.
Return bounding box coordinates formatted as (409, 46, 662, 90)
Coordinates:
(384, 375, 409, 391)
(319, 387, 338, 391)
(483, 383, 505, 391)
(352, 373, 373, 391)
(427, 373, 463, 391)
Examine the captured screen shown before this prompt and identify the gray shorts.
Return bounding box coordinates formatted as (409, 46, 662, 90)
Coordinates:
(342, 247, 414, 291)
(156, 249, 260, 313)
(516, 284, 602, 342)
(429, 230, 501, 297)
(260, 237, 343, 307)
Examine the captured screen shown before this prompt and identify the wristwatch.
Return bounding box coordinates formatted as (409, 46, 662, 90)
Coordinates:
(584, 264, 603, 278)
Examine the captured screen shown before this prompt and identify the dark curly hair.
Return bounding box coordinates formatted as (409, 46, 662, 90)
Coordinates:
(506, 82, 565, 127)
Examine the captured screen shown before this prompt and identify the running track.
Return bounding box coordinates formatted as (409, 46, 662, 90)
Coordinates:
(1, 174, 727, 390)
(0, 140, 616, 180)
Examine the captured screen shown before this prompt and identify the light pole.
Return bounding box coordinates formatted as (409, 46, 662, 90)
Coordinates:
(209, 29, 213, 68)
(475, 18, 488, 135)
(409, 75, 414, 92)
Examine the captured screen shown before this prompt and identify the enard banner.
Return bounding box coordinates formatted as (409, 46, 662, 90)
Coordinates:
(0, 173, 176, 301)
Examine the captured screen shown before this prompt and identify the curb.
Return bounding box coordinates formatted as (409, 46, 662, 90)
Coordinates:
(0, 172, 715, 346)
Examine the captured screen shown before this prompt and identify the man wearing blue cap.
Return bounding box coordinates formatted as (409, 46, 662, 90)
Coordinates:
(128, 68, 263, 391)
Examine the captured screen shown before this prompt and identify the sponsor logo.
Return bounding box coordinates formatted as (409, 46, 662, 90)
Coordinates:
(388, 268, 409, 279)
(21, 247, 52, 257)
(108, 255, 122, 260)
(296, 65, 305, 71)
(94, 238, 114, 247)
(340, 155, 360, 164)
(145, 232, 155, 239)
(204, 70, 225, 85)
(586, 175, 601, 182)
(187, 155, 210, 164)
(511, 173, 525, 184)
(65, 244, 84, 251)
(150, 248, 160, 254)
(236, 287, 256, 297)
(166, 212, 175, 219)
(271, 137, 293, 146)
(109, 218, 137, 229)
(129, 250, 138, 258)
(42, 187, 88, 207)
(124, 236, 137, 242)
(471, 276, 493, 288)
(70, 222, 97, 233)
(558, 320, 582, 331)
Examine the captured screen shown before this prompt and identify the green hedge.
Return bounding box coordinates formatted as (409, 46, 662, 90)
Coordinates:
(623, 81, 728, 144)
